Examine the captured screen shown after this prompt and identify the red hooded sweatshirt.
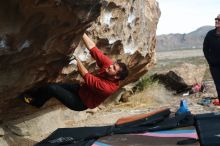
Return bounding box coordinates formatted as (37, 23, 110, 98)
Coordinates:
(79, 47, 119, 109)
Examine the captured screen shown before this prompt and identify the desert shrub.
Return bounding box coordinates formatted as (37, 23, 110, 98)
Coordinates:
(133, 75, 158, 92)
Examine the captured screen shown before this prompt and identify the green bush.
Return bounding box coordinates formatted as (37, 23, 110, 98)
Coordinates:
(133, 75, 158, 92)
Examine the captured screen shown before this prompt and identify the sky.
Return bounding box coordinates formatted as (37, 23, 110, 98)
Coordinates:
(156, 0, 220, 35)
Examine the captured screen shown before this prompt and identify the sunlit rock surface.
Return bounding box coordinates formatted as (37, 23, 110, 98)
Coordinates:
(69, 0, 160, 86)
(0, 0, 160, 145)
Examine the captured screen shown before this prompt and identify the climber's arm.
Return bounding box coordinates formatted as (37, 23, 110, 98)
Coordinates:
(82, 33, 96, 50)
(74, 56, 88, 77)
(81, 33, 113, 68)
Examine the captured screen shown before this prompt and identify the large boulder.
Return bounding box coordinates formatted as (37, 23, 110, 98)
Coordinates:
(0, 0, 160, 121)
(153, 63, 207, 93)
(0, 0, 160, 144)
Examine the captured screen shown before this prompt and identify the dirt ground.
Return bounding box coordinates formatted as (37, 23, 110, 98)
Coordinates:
(156, 49, 203, 60)
(74, 49, 220, 127)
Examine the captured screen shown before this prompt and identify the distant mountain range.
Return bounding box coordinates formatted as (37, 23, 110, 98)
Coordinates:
(156, 26, 215, 51)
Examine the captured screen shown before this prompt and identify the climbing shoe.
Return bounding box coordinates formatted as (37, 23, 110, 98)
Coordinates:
(24, 96, 33, 104)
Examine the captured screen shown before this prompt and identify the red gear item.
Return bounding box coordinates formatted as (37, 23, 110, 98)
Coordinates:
(213, 99, 220, 106)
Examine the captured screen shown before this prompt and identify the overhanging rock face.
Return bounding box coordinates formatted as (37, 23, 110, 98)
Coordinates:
(0, 0, 101, 120)
(0, 0, 160, 121)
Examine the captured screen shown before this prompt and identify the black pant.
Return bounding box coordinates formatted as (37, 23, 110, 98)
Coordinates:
(210, 66, 220, 100)
(27, 83, 87, 111)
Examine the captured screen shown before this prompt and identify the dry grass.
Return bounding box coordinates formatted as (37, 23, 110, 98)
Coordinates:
(106, 83, 172, 111)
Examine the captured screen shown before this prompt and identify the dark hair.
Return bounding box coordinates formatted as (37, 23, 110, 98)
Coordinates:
(117, 61, 129, 80)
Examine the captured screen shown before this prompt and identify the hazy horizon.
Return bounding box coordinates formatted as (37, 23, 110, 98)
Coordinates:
(156, 0, 220, 35)
(157, 25, 214, 36)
